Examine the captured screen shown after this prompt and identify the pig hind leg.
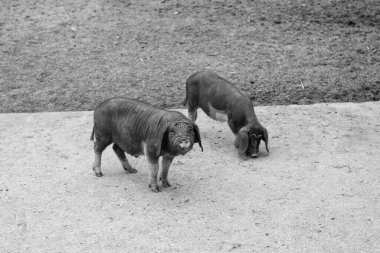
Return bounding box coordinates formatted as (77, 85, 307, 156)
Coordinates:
(187, 95, 199, 122)
(112, 144, 137, 173)
(184, 84, 199, 122)
(188, 108, 198, 122)
(92, 139, 111, 177)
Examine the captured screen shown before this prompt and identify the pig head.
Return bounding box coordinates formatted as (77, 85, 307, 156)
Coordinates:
(157, 118, 203, 156)
(235, 124, 269, 158)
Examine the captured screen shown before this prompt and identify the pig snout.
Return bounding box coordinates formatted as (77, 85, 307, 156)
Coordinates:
(247, 138, 260, 158)
(247, 147, 259, 158)
(250, 152, 258, 158)
(179, 139, 191, 149)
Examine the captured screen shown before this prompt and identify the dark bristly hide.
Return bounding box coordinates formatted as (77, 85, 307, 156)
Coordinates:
(91, 97, 203, 192)
(182, 71, 269, 158)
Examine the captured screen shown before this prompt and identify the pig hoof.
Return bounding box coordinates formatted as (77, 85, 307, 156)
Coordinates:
(93, 167, 103, 177)
(238, 154, 249, 161)
(161, 180, 171, 188)
(124, 167, 138, 173)
(149, 184, 161, 193)
(95, 171, 103, 177)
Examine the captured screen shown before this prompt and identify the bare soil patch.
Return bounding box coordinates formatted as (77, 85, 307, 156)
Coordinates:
(1, 0, 379, 112)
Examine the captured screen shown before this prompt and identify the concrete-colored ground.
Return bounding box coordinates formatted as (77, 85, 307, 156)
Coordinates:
(0, 102, 379, 252)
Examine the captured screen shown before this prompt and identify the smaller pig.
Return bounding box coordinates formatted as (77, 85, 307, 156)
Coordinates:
(182, 71, 269, 158)
(90, 97, 203, 192)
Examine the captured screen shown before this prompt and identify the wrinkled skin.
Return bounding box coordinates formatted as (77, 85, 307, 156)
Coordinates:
(91, 97, 203, 192)
(239, 130, 265, 158)
(183, 71, 269, 158)
(233, 124, 269, 158)
(166, 122, 196, 155)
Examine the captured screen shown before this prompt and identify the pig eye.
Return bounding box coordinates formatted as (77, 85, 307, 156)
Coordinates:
(188, 128, 194, 134)
(252, 133, 262, 139)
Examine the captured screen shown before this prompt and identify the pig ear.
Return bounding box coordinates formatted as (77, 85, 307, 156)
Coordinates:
(192, 123, 203, 152)
(156, 125, 169, 157)
(237, 126, 249, 155)
(262, 128, 269, 153)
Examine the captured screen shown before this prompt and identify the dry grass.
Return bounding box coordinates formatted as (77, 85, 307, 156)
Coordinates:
(0, 0, 379, 112)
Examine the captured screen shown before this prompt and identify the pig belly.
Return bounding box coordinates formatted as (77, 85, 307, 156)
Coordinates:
(208, 103, 228, 122)
(117, 141, 144, 158)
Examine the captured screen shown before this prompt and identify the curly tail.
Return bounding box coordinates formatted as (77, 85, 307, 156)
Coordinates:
(90, 127, 95, 141)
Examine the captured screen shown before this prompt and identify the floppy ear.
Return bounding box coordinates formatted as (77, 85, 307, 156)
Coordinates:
(262, 128, 269, 153)
(156, 124, 169, 157)
(237, 126, 249, 156)
(192, 123, 203, 152)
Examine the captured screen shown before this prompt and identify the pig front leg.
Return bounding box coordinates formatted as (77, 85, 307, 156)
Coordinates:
(160, 154, 174, 188)
(147, 158, 161, 192)
(144, 143, 161, 192)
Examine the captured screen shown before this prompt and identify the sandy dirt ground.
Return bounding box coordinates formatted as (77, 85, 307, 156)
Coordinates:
(0, 102, 379, 252)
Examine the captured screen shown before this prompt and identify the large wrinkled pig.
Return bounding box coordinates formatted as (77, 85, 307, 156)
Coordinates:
(90, 97, 203, 192)
(182, 71, 269, 158)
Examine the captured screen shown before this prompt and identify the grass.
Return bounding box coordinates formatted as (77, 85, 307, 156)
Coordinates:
(0, 0, 379, 112)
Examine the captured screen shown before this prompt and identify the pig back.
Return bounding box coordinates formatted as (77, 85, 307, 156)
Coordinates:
(93, 97, 168, 156)
(194, 72, 248, 112)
